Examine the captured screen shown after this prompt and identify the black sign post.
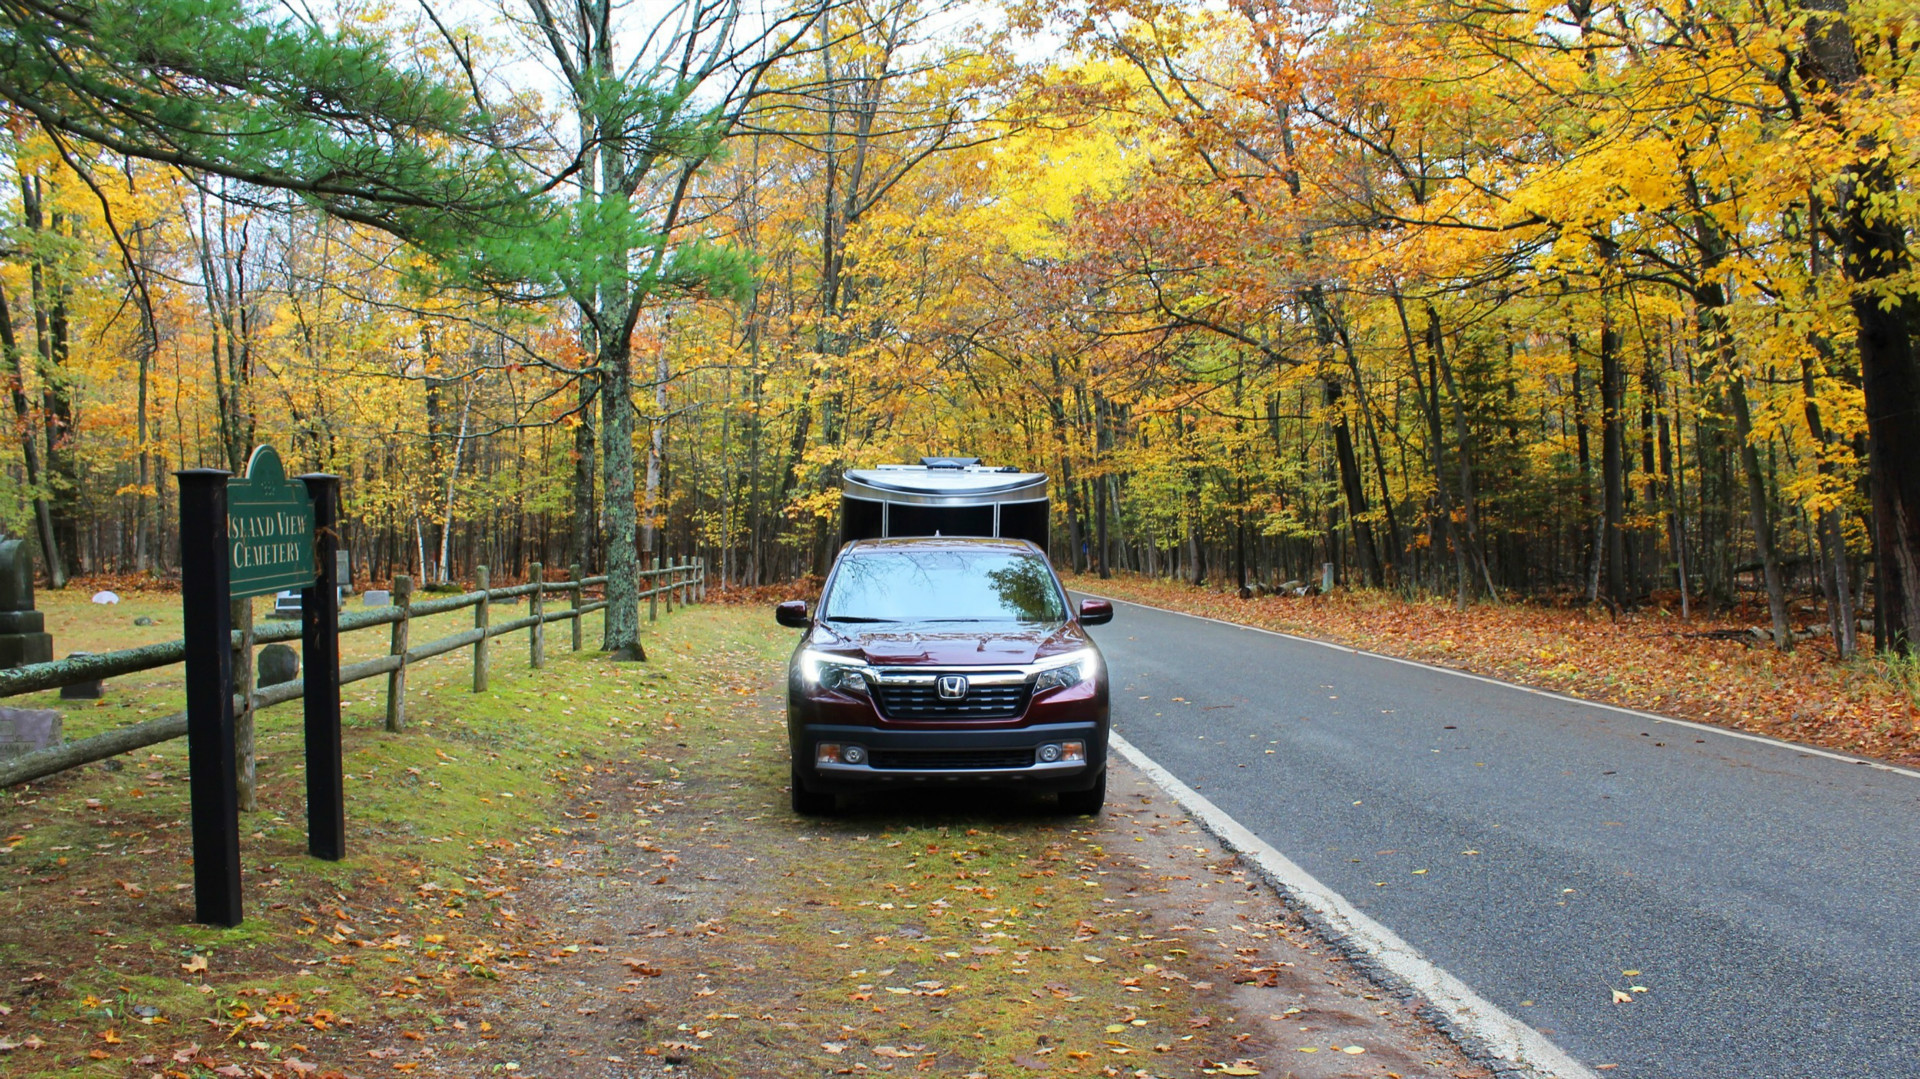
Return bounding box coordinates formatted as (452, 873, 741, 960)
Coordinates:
(299, 474, 344, 860)
(179, 446, 322, 926)
(178, 468, 242, 927)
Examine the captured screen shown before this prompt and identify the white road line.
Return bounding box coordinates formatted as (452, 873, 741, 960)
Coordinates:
(1086, 593, 1920, 781)
(1110, 732, 1601, 1079)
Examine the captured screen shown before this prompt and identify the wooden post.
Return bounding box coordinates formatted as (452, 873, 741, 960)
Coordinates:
(474, 565, 490, 693)
(387, 576, 413, 732)
(665, 558, 676, 614)
(230, 595, 256, 813)
(298, 473, 343, 862)
(697, 556, 706, 603)
(178, 468, 242, 927)
(568, 562, 582, 652)
(648, 557, 659, 623)
(529, 561, 544, 669)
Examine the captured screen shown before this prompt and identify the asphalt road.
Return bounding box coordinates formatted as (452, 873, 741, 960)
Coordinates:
(1081, 595, 1920, 1079)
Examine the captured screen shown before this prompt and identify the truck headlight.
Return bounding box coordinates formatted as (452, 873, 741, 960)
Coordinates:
(798, 649, 870, 693)
(1032, 648, 1098, 692)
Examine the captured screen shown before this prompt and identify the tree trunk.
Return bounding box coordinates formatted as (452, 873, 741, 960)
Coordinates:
(572, 369, 599, 575)
(1799, 0, 1920, 654)
(0, 281, 62, 585)
(600, 330, 644, 658)
(1722, 373, 1793, 648)
(1599, 318, 1629, 608)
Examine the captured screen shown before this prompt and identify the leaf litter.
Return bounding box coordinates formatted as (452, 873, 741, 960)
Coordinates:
(1081, 574, 1920, 767)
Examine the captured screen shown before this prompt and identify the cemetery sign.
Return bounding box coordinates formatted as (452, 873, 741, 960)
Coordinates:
(227, 446, 315, 598)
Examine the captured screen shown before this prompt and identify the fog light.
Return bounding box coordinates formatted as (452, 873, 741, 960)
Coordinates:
(1061, 741, 1086, 762)
(816, 743, 843, 764)
(842, 745, 867, 765)
(1038, 743, 1062, 763)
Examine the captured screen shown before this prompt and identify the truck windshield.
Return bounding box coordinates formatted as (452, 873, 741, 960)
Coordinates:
(822, 549, 1066, 623)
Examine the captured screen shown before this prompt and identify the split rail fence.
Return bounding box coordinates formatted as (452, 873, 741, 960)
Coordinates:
(0, 558, 707, 790)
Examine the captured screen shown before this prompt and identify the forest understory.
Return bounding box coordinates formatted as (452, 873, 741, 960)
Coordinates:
(1068, 574, 1920, 771)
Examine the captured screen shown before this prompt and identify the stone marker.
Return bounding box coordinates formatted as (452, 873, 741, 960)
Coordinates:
(60, 651, 104, 700)
(0, 705, 61, 759)
(258, 643, 300, 687)
(134, 616, 154, 626)
(363, 589, 391, 606)
(0, 539, 53, 668)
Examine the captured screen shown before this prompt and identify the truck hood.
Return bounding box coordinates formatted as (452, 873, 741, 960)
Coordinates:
(812, 621, 1086, 667)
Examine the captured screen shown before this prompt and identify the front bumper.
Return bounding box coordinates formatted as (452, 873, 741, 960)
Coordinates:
(790, 720, 1107, 794)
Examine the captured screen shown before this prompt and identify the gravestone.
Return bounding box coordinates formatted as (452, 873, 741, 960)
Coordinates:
(0, 705, 61, 760)
(258, 644, 299, 687)
(0, 539, 53, 668)
(363, 589, 391, 606)
(60, 651, 104, 699)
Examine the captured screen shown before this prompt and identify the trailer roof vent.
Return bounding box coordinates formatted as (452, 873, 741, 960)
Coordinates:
(919, 456, 980, 469)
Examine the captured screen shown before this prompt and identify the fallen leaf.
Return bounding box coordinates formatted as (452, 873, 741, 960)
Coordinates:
(1611, 990, 1633, 1004)
(182, 955, 209, 975)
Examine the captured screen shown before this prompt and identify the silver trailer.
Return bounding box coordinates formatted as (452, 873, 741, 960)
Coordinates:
(840, 457, 1050, 553)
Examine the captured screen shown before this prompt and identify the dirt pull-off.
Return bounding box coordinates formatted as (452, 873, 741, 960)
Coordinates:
(442, 726, 1488, 1079)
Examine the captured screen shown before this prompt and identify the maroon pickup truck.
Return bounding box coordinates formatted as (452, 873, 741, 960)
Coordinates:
(776, 536, 1113, 816)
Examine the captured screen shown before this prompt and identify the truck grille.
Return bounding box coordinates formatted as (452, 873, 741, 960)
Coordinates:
(873, 681, 1031, 721)
(867, 748, 1035, 770)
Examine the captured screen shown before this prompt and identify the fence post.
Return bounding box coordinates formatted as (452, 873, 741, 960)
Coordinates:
(230, 595, 256, 813)
(474, 565, 490, 693)
(697, 556, 706, 603)
(529, 561, 544, 669)
(569, 562, 582, 652)
(665, 558, 676, 614)
(386, 576, 413, 733)
(648, 557, 659, 623)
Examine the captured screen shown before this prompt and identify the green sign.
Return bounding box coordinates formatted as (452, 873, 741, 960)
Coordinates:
(228, 446, 316, 599)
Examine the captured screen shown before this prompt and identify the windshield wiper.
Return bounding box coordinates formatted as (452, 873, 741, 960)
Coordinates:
(826, 615, 896, 623)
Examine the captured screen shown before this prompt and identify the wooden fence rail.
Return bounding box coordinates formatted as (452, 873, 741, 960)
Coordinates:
(0, 559, 706, 789)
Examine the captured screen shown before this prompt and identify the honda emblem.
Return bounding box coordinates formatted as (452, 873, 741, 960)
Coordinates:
(937, 675, 968, 700)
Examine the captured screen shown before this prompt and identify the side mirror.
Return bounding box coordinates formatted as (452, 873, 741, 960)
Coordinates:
(774, 600, 811, 629)
(1078, 598, 1113, 626)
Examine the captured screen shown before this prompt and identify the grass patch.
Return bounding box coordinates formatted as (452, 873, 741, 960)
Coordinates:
(0, 590, 726, 1076)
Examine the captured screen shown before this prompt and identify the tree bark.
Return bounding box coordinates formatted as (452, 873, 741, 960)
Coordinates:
(572, 369, 598, 575)
(1599, 318, 1629, 608)
(0, 280, 61, 584)
(1800, 0, 1920, 654)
